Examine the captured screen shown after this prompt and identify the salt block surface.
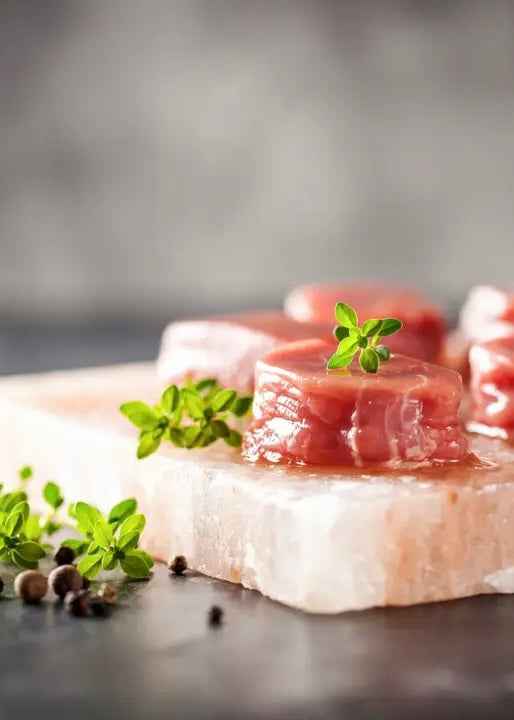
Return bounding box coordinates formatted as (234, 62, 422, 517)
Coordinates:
(1, 363, 514, 614)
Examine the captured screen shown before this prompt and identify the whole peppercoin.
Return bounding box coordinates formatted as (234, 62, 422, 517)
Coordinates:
(0, 577, 4, 595)
(14, 570, 48, 604)
(49, 564, 83, 598)
(90, 595, 109, 617)
(54, 546, 75, 566)
(168, 555, 188, 575)
(98, 583, 118, 606)
(82, 576, 91, 591)
(208, 605, 224, 627)
(64, 589, 90, 617)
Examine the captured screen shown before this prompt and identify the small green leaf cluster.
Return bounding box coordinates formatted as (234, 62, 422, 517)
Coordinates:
(120, 378, 253, 459)
(0, 467, 152, 581)
(73, 501, 153, 580)
(0, 487, 46, 569)
(328, 302, 403, 373)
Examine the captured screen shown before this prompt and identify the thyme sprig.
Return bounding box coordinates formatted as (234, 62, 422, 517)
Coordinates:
(328, 302, 403, 373)
(120, 379, 253, 459)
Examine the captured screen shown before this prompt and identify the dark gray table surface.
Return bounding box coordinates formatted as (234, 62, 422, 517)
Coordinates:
(1, 323, 513, 720)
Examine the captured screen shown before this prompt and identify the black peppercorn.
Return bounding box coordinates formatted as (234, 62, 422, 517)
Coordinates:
(14, 570, 48, 604)
(0, 577, 4, 595)
(168, 555, 188, 575)
(90, 595, 109, 617)
(82, 576, 91, 591)
(208, 605, 224, 627)
(64, 589, 90, 617)
(49, 564, 83, 598)
(54, 546, 75, 566)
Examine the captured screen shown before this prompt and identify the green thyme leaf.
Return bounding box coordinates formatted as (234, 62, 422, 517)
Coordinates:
(102, 550, 117, 571)
(117, 530, 140, 551)
(335, 302, 358, 328)
(120, 550, 151, 579)
(137, 432, 161, 459)
(43, 481, 64, 510)
(327, 352, 352, 369)
(333, 325, 350, 341)
(375, 345, 391, 361)
(94, 519, 113, 548)
(359, 347, 379, 373)
(75, 502, 102, 535)
(225, 429, 242, 448)
(211, 419, 230, 438)
(5, 511, 24, 537)
(19, 466, 33, 482)
(24, 515, 42, 542)
(16, 541, 46, 562)
(11, 552, 38, 570)
(168, 427, 185, 447)
(120, 401, 159, 430)
(119, 513, 146, 536)
(78, 553, 103, 580)
(182, 425, 202, 449)
(211, 389, 236, 413)
(232, 396, 253, 417)
(361, 319, 383, 337)
(161, 385, 180, 415)
(182, 389, 205, 421)
(195, 378, 219, 395)
(108, 498, 137, 527)
(129, 548, 154, 568)
(378, 318, 403, 337)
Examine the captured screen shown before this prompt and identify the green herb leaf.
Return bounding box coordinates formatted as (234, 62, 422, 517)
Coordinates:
(161, 385, 180, 415)
(375, 345, 391, 361)
(19, 466, 33, 482)
(137, 432, 162, 459)
(378, 318, 403, 337)
(75, 502, 103, 535)
(102, 550, 118, 571)
(359, 347, 379, 373)
(327, 352, 352, 369)
(232, 396, 253, 417)
(43, 481, 64, 510)
(11, 552, 38, 570)
(182, 425, 203, 449)
(11, 500, 29, 524)
(182, 390, 205, 421)
(5, 511, 24, 537)
(0, 491, 27, 514)
(78, 553, 103, 580)
(108, 498, 137, 527)
(117, 530, 140, 551)
(94, 519, 113, 548)
(211, 419, 230, 438)
(16, 541, 46, 562)
(24, 515, 42, 542)
(361, 319, 383, 337)
(225, 429, 242, 448)
(335, 302, 358, 328)
(211, 389, 236, 413)
(333, 325, 350, 341)
(119, 513, 146, 536)
(195, 378, 219, 396)
(168, 427, 185, 447)
(120, 401, 159, 430)
(120, 550, 151, 579)
(130, 548, 154, 568)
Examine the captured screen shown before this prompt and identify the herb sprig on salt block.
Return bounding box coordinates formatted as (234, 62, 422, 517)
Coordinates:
(120, 379, 253, 459)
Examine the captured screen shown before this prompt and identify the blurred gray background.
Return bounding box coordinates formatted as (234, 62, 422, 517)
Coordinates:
(1, 0, 514, 366)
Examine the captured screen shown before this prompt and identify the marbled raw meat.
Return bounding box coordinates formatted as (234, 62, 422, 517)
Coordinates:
(243, 339, 468, 467)
(469, 335, 514, 436)
(284, 282, 446, 362)
(157, 312, 333, 392)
